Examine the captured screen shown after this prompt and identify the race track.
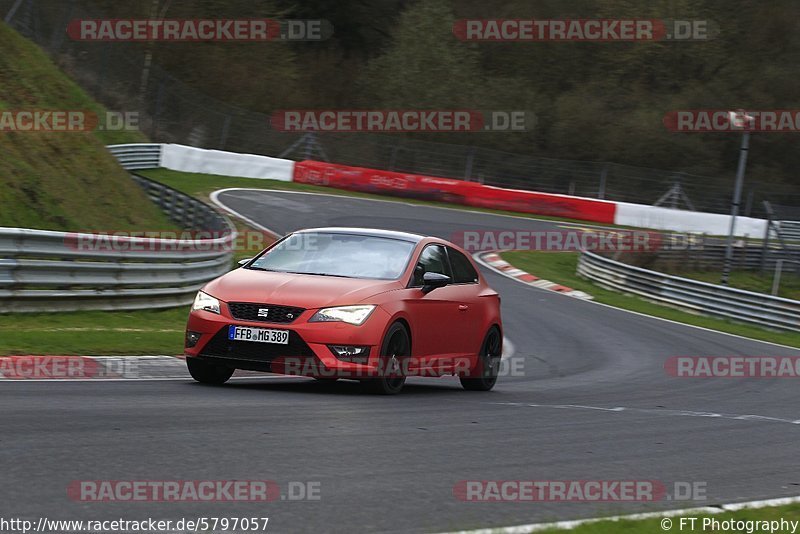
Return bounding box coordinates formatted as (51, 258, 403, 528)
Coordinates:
(3, 189, 800, 533)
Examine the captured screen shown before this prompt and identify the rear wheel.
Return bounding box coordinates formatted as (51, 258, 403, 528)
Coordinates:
(362, 323, 409, 395)
(187, 357, 234, 385)
(460, 327, 501, 392)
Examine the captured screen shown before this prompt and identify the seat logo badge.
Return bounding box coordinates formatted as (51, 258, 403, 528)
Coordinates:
(257, 308, 269, 317)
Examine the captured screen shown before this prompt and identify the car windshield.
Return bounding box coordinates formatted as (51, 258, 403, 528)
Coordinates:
(248, 232, 416, 280)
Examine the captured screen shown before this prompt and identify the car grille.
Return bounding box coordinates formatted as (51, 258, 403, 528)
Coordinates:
(227, 302, 305, 324)
(199, 327, 314, 362)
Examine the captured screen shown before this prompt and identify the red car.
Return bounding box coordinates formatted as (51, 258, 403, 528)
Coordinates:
(184, 228, 502, 394)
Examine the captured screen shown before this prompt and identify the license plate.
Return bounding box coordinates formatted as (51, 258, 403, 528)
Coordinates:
(228, 325, 289, 344)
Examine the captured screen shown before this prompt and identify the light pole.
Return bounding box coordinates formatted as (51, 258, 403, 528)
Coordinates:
(720, 111, 752, 285)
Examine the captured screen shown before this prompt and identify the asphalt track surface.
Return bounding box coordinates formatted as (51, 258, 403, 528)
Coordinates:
(3, 189, 800, 534)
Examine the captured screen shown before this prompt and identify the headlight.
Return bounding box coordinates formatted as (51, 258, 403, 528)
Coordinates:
(192, 291, 220, 314)
(310, 305, 375, 325)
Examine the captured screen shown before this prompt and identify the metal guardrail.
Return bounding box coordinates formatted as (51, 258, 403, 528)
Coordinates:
(577, 251, 800, 332)
(0, 157, 236, 312)
(776, 221, 800, 241)
(647, 244, 800, 272)
(107, 143, 162, 170)
(0, 227, 234, 312)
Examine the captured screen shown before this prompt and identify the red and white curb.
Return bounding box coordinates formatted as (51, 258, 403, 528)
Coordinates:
(476, 252, 593, 300)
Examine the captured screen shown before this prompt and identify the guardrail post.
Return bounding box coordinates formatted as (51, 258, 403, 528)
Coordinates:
(186, 200, 196, 230)
(178, 194, 188, 228)
(772, 259, 783, 296)
(761, 201, 776, 273)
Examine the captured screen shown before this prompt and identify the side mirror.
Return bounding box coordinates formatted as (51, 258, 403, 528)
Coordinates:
(421, 272, 450, 294)
(237, 258, 252, 267)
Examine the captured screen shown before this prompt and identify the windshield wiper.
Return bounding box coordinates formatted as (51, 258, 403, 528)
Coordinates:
(285, 271, 352, 278)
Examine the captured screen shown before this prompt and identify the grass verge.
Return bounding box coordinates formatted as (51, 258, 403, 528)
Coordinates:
(0, 308, 188, 356)
(531, 502, 800, 533)
(0, 22, 175, 232)
(501, 250, 800, 348)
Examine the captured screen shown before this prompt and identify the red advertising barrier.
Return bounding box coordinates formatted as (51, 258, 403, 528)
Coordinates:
(293, 160, 616, 224)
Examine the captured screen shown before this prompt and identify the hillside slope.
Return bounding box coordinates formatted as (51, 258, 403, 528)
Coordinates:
(0, 22, 175, 231)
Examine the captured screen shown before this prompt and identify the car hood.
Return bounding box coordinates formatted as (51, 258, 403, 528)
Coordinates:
(203, 268, 403, 309)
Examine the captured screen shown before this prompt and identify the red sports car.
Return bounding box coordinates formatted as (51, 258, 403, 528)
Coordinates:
(184, 227, 502, 394)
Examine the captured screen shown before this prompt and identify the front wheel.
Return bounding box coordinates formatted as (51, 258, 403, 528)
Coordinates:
(362, 323, 409, 395)
(460, 327, 501, 392)
(187, 357, 234, 385)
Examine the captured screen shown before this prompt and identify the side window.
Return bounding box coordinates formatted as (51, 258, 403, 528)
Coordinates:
(447, 247, 479, 284)
(411, 244, 452, 286)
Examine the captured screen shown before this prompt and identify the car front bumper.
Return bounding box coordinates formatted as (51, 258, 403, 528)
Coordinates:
(184, 306, 391, 378)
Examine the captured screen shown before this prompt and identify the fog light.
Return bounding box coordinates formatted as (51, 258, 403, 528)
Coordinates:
(185, 331, 202, 348)
(329, 345, 370, 362)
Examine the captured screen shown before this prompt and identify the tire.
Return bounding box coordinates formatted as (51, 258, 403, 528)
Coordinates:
(186, 357, 234, 385)
(362, 323, 409, 395)
(460, 327, 501, 392)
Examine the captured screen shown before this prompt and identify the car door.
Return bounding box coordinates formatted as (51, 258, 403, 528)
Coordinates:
(445, 246, 483, 358)
(402, 243, 465, 372)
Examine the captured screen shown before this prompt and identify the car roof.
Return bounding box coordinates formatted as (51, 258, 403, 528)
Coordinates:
(294, 227, 427, 243)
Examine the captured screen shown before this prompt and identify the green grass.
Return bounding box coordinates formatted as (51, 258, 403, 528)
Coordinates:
(0, 308, 189, 356)
(501, 250, 800, 348)
(0, 22, 174, 232)
(530, 503, 800, 533)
